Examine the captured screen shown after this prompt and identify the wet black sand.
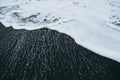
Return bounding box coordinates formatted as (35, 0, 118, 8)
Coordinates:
(0, 23, 120, 80)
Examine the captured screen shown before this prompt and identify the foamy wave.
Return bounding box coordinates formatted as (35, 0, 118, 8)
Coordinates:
(0, 0, 120, 63)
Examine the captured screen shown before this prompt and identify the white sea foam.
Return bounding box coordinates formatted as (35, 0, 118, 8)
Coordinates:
(0, 0, 120, 62)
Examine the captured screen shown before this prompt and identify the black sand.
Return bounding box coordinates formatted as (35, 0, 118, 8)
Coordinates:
(0, 23, 120, 80)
